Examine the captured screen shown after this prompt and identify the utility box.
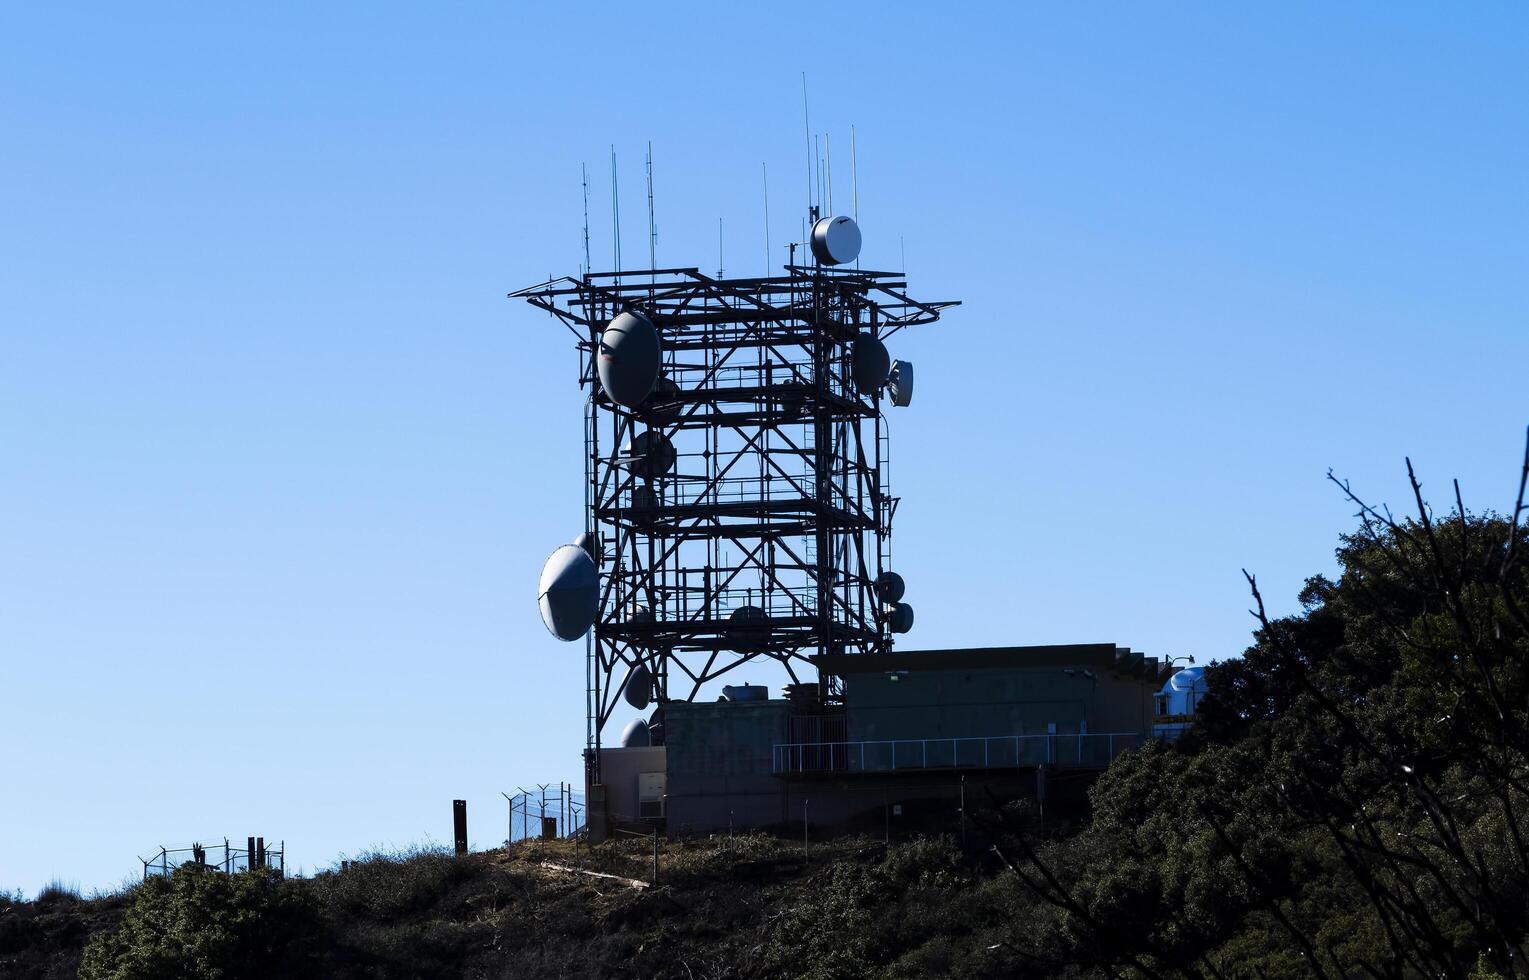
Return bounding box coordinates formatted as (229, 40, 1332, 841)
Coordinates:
(541, 816, 559, 839)
(638, 772, 666, 820)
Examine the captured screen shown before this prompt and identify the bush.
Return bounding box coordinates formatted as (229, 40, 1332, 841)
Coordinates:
(78, 869, 326, 980)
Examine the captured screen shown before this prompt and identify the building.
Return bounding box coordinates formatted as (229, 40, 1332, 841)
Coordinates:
(589, 643, 1176, 838)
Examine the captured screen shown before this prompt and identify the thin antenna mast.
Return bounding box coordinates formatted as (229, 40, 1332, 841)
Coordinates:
(581, 163, 591, 275)
(801, 73, 813, 215)
(815, 135, 823, 216)
(763, 163, 771, 275)
(717, 218, 724, 278)
(851, 126, 859, 223)
(645, 142, 656, 282)
(825, 132, 832, 216)
(851, 127, 860, 269)
(610, 146, 622, 285)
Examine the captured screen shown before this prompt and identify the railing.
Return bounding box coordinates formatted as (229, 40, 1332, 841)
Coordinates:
(771, 732, 1142, 775)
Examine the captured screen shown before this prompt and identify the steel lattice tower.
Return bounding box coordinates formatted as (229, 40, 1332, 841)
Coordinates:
(513, 234, 956, 778)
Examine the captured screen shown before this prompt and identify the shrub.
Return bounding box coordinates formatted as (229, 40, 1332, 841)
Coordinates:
(77, 869, 326, 980)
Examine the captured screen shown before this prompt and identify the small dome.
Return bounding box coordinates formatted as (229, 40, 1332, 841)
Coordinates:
(886, 602, 914, 634)
(1163, 666, 1206, 695)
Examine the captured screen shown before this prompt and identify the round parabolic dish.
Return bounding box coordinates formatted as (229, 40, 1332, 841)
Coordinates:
(887, 602, 915, 634)
(625, 430, 676, 480)
(573, 531, 601, 562)
(639, 376, 683, 425)
(623, 664, 653, 709)
(597, 310, 661, 408)
(729, 604, 767, 653)
(875, 571, 906, 604)
(620, 716, 651, 747)
(810, 215, 862, 265)
(888, 359, 914, 407)
(852, 334, 891, 393)
(538, 544, 598, 640)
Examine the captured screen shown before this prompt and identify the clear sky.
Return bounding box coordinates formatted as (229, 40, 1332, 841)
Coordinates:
(2, 3, 1525, 895)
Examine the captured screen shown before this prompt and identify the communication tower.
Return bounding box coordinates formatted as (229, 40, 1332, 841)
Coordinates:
(513, 207, 957, 781)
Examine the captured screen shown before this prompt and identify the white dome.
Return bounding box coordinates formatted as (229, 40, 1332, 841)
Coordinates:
(1164, 666, 1206, 694)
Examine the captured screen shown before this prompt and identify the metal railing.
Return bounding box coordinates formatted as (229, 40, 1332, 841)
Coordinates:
(772, 732, 1142, 774)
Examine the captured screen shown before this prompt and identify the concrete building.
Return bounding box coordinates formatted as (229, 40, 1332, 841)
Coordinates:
(592, 643, 1175, 837)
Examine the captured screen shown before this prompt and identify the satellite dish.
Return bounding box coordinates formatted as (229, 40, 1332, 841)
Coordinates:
(810, 215, 862, 265)
(624, 431, 676, 480)
(639, 376, 683, 425)
(629, 484, 658, 520)
(852, 334, 890, 393)
(623, 664, 653, 709)
(573, 531, 601, 563)
(538, 544, 598, 641)
(888, 360, 914, 407)
(875, 571, 906, 604)
(620, 716, 651, 747)
(597, 310, 661, 408)
(728, 604, 767, 653)
(887, 602, 915, 634)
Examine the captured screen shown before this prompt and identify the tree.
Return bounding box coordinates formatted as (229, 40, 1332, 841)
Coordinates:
(988, 431, 1529, 978)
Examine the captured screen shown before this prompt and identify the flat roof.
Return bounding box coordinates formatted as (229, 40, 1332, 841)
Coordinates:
(812, 643, 1169, 680)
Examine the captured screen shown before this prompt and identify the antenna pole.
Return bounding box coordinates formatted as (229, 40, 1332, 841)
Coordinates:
(801, 72, 813, 214)
(581, 163, 591, 276)
(610, 146, 621, 286)
(815, 135, 822, 218)
(851, 126, 859, 223)
(646, 141, 656, 284)
(717, 218, 724, 278)
(825, 132, 832, 216)
(763, 162, 770, 275)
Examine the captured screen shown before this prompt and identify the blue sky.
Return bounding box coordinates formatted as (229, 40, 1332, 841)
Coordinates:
(2, 3, 1525, 895)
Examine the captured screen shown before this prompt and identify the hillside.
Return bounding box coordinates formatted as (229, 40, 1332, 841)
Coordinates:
(3, 832, 1035, 980)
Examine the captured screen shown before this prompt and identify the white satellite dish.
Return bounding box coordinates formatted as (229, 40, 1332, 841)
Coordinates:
(888, 360, 913, 407)
(597, 310, 661, 408)
(811, 215, 862, 265)
(538, 544, 598, 640)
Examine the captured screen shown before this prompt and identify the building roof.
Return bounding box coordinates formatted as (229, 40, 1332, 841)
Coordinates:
(812, 643, 1171, 682)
